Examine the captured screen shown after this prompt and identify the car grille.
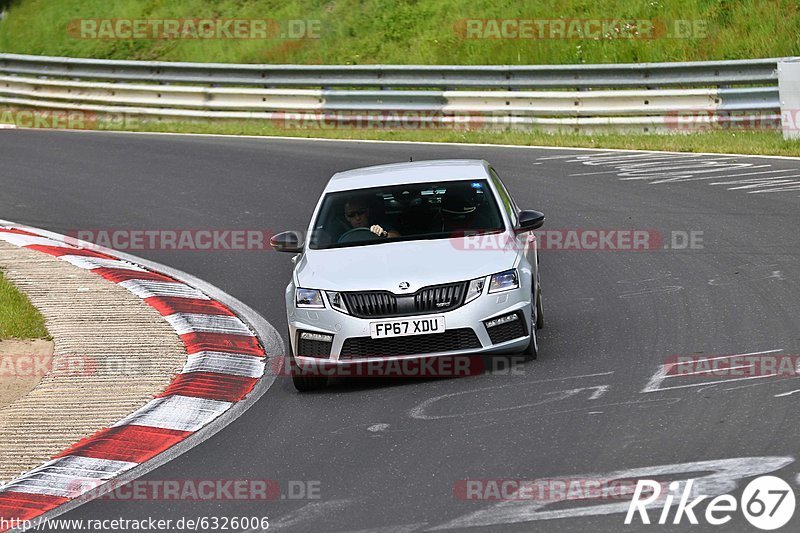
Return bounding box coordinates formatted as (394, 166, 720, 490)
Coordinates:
(339, 328, 481, 358)
(297, 332, 333, 358)
(486, 312, 528, 345)
(343, 291, 398, 317)
(342, 281, 468, 318)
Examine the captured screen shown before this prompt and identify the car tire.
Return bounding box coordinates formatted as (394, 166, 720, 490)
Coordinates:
(523, 307, 539, 361)
(535, 276, 545, 330)
(292, 370, 327, 392)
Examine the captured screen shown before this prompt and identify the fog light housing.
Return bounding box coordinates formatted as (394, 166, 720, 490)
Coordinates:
(484, 312, 527, 345)
(485, 313, 519, 329)
(297, 330, 334, 358)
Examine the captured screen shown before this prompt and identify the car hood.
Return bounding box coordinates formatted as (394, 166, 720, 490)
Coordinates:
(296, 234, 522, 292)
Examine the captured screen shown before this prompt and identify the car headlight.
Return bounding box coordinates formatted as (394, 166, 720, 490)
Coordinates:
(489, 269, 519, 293)
(326, 291, 348, 314)
(296, 288, 325, 308)
(465, 277, 486, 303)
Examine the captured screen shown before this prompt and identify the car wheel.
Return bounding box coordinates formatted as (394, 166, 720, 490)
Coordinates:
(292, 370, 327, 392)
(523, 306, 538, 361)
(535, 274, 545, 330)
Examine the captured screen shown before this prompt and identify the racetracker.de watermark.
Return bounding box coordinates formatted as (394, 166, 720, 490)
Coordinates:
(68, 18, 321, 40)
(67, 229, 275, 251)
(288, 355, 528, 378)
(68, 479, 320, 501)
(455, 18, 708, 40)
(0, 353, 199, 379)
(0, 353, 96, 378)
(1, 109, 142, 130)
(454, 478, 665, 501)
(271, 111, 485, 130)
(665, 110, 800, 132)
(0, 109, 97, 129)
(452, 229, 704, 252)
(664, 354, 800, 378)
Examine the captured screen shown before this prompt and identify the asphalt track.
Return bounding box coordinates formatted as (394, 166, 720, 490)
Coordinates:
(2, 129, 800, 532)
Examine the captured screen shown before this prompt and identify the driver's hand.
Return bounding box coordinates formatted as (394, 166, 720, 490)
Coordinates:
(370, 225, 389, 238)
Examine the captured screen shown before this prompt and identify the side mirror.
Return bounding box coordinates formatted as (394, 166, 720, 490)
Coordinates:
(270, 231, 304, 253)
(516, 210, 545, 232)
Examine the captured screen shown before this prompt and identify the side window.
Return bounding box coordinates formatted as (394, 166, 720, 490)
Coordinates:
(489, 168, 517, 227)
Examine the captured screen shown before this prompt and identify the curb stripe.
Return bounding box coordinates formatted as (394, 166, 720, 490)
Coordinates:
(24, 245, 111, 259)
(158, 372, 258, 402)
(180, 332, 264, 356)
(0, 225, 270, 528)
(144, 296, 235, 317)
(55, 426, 192, 463)
(58, 255, 147, 272)
(1, 457, 138, 498)
(0, 492, 68, 522)
(111, 395, 232, 432)
(118, 279, 211, 300)
(0, 234, 74, 248)
(164, 313, 254, 336)
(94, 268, 177, 284)
(182, 351, 265, 378)
(0, 228, 40, 237)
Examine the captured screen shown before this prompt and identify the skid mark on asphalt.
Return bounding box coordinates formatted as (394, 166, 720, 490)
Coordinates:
(332, 523, 428, 533)
(538, 152, 800, 195)
(616, 272, 683, 298)
(618, 286, 683, 298)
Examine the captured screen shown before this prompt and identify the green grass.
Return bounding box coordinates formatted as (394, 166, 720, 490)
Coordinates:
(83, 117, 800, 157)
(4, 106, 800, 155)
(0, 269, 49, 340)
(0, 0, 799, 64)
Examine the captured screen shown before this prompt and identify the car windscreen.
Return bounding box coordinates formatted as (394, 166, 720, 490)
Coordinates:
(308, 179, 506, 250)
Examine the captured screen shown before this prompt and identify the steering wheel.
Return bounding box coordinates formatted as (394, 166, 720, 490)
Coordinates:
(337, 227, 381, 244)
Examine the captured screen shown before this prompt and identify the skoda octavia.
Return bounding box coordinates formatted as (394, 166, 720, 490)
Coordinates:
(271, 160, 545, 391)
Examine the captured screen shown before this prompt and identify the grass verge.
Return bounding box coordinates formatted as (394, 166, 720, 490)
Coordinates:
(0, 269, 49, 340)
(53, 117, 800, 157)
(4, 103, 800, 156)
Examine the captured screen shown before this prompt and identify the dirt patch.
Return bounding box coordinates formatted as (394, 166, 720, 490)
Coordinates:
(0, 240, 187, 484)
(0, 339, 54, 407)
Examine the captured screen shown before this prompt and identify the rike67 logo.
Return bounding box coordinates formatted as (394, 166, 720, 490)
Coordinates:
(626, 476, 795, 530)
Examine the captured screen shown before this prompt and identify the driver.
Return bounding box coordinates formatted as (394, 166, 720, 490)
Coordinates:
(344, 198, 400, 238)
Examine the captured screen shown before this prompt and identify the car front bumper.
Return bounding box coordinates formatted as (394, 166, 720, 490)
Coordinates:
(287, 284, 533, 365)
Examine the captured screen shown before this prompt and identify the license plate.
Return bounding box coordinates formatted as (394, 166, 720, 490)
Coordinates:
(369, 316, 446, 339)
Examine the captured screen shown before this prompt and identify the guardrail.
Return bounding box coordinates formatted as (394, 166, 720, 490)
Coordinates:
(0, 53, 792, 134)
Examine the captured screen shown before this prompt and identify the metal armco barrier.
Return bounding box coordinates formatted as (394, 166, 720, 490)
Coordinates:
(0, 53, 795, 134)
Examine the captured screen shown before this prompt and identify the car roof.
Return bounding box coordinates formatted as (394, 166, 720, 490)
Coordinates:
(324, 159, 492, 192)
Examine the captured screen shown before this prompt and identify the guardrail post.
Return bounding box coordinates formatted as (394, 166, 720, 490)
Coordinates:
(778, 59, 800, 139)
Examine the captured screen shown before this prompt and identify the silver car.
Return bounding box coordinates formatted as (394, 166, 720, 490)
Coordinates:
(271, 159, 545, 391)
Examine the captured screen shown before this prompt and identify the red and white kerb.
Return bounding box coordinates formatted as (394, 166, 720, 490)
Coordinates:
(0, 227, 267, 528)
